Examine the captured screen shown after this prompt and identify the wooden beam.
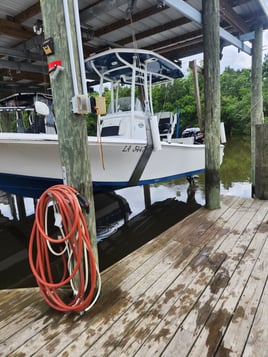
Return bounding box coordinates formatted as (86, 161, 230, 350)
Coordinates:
(165, 0, 251, 54)
(117, 17, 191, 46)
(80, 0, 141, 22)
(0, 70, 49, 84)
(0, 46, 43, 61)
(0, 59, 45, 74)
(0, 82, 48, 98)
(84, 5, 168, 38)
(146, 29, 202, 52)
(203, 0, 221, 209)
(159, 42, 205, 61)
(0, 19, 33, 40)
(255, 124, 268, 199)
(13, 2, 41, 24)
(220, 0, 250, 33)
(189, 60, 203, 131)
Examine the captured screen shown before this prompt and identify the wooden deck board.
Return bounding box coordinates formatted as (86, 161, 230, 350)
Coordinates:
(0, 196, 267, 357)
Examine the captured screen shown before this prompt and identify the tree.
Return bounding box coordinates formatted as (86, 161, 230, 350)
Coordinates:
(220, 67, 251, 135)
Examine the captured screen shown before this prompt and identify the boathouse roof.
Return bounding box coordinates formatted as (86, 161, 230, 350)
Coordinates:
(0, 0, 267, 96)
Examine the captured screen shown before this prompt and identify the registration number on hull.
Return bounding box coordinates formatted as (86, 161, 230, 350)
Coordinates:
(122, 145, 145, 153)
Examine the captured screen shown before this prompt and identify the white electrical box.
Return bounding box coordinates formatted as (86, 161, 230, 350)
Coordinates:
(72, 95, 90, 114)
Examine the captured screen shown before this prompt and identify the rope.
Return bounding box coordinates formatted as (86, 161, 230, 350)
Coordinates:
(28, 184, 101, 313)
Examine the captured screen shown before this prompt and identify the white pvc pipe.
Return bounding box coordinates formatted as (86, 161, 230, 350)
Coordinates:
(220, 122, 227, 143)
(149, 73, 154, 115)
(73, 0, 88, 96)
(63, 0, 79, 96)
(150, 115, 161, 151)
(110, 83, 114, 113)
(131, 55, 137, 137)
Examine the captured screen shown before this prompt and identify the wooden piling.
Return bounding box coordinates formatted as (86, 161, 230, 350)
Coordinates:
(255, 123, 268, 199)
(202, 0, 221, 209)
(189, 60, 203, 131)
(143, 184, 151, 208)
(40, 0, 98, 263)
(251, 26, 264, 197)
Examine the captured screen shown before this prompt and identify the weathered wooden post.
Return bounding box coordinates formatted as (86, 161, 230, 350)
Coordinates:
(255, 124, 268, 199)
(251, 26, 264, 197)
(189, 60, 203, 131)
(202, 0, 221, 209)
(40, 0, 98, 262)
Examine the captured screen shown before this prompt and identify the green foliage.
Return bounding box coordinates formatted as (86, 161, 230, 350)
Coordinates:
(152, 75, 200, 133)
(86, 113, 97, 136)
(0, 111, 30, 132)
(152, 59, 268, 136)
(220, 67, 251, 135)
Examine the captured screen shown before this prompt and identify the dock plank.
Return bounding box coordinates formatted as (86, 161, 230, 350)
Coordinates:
(133, 198, 263, 357)
(0, 196, 267, 357)
(243, 276, 268, 357)
(217, 236, 268, 356)
(105, 198, 252, 356)
(186, 202, 268, 356)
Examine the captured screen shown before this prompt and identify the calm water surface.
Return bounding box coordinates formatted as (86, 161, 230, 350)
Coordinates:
(117, 135, 252, 214)
(0, 136, 252, 287)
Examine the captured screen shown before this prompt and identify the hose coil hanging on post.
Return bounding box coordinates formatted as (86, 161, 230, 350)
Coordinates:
(28, 184, 101, 313)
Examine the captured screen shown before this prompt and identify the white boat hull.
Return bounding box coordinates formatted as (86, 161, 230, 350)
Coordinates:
(0, 133, 221, 198)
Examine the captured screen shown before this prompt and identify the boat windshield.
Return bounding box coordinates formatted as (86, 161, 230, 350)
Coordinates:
(107, 97, 143, 113)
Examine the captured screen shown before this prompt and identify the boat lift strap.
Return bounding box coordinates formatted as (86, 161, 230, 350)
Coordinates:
(127, 114, 154, 186)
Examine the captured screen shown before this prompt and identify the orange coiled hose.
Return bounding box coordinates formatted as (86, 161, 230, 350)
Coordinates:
(28, 184, 98, 313)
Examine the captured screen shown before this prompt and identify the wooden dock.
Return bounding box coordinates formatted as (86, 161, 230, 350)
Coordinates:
(0, 195, 268, 356)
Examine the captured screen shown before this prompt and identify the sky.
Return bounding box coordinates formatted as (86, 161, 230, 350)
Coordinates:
(180, 28, 268, 74)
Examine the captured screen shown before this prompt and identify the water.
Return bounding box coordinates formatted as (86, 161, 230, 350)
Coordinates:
(0, 136, 252, 287)
(114, 136, 252, 216)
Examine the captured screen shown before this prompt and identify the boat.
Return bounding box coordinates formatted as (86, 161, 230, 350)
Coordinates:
(0, 48, 224, 198)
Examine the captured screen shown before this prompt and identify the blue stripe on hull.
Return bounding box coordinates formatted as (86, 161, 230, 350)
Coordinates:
(0, 169, 205, 198)
(0, 173, 62, 198)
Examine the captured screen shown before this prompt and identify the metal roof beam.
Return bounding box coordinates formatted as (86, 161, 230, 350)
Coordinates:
(165, 0, 252, 55)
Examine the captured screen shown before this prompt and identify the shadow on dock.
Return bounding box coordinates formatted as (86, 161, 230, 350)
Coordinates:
(0, 184, 201, 289)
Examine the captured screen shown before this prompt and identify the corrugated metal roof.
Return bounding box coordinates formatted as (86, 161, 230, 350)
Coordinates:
(0, 0, 267, 96)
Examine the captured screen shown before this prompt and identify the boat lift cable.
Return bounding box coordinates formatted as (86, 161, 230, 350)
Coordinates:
(28, 184, 101, 313)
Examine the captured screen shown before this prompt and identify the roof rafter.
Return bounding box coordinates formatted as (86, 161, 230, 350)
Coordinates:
(0, 19, 33, 40)
(116, 17, 191, 46)
(0, 46, 43, 61)
(0, 69, 49, 84)
(80, 0, 135, 22)
(12, 2, 41, 24)
(81, 4, 168, 39)
(0, 59, 46, 74)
